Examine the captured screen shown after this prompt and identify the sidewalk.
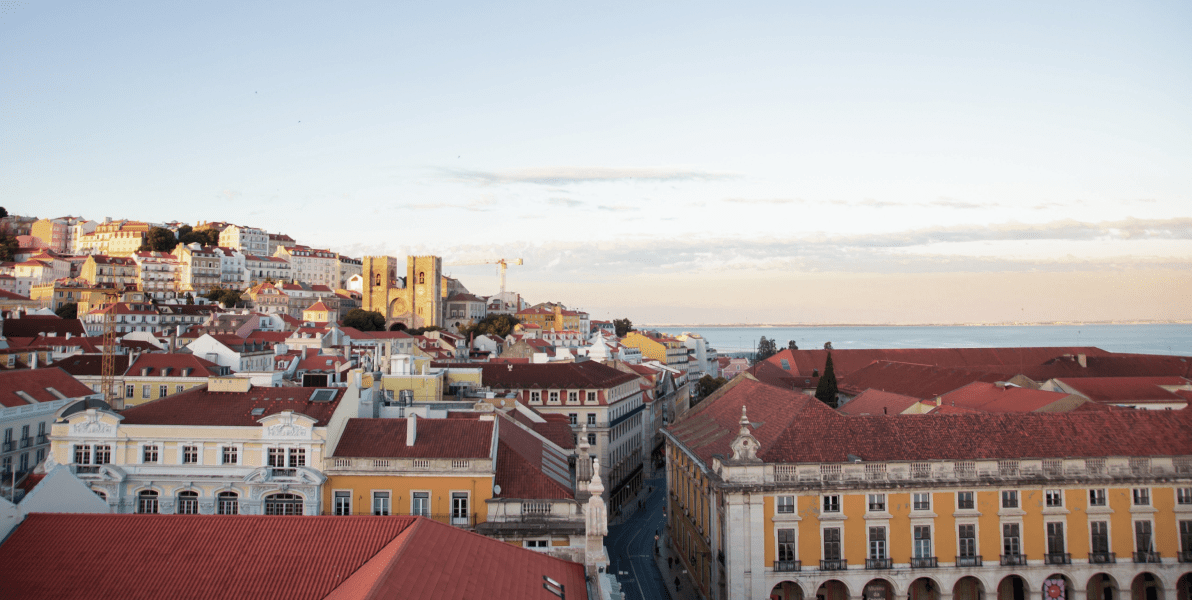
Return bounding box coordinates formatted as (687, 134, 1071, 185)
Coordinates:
(653, 530, 706, 600)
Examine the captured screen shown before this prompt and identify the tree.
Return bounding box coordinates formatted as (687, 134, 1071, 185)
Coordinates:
(185, 293, 195, 305)
(754, 336, 777, 363)
(204, 288, 242, 307)
(460, 313, 521, 338)
(342, 308, 386, 331)
(824, 341, 833, 350)
(814, 352, 839, 408)
(178, 225, 220, 247)
(55, 302, 78, 319)
(695, 374, 729, 404)
(612, 318, 634, 337)
(142, 226, 178, 252)
(0, 207, 8, 219)
(788, 340, 798, 351)
(405, 325, 443, 336)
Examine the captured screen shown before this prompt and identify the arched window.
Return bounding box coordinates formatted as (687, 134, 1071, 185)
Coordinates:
(374, 274, 381, 286)
(137, 490, 159, 514)
(217, 491, 238, 515)
(92, 489, 107, 501)
(418, 272, 425, 285)
(264, 492, 303, 515)
(177, 490, 199, 514)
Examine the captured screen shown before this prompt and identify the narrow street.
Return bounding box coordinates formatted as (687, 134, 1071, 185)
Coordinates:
(606, 475, 670, 600)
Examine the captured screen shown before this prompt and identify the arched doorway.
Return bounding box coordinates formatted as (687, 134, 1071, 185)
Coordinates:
(999, 575, 1028, 600)
(388, 321, 407, 332)
(1088, 574, 1120, 600)
(771, 581, 804, 600)
(910, 578, 940, 600)
(817, 580, 850, 600)
(1044, 575, 1076, 600)
(863, 579, 895, 600)
(264, 492, 304, 515)
(954, 576, 986, 600)
(1176, 574, 1190, 600)
(1131, 573, 1163, 600)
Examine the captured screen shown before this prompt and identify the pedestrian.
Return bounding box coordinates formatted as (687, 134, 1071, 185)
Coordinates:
(675, 576, 681, 590)
(668, 556, 673, 568)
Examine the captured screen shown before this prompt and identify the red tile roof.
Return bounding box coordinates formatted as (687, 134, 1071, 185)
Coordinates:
(118, 386, 344, 427)
(839, 360, 1014, 399)
(0, 289, 30, 300)
(495, 414, 573, 500)
(2, 316, 86, 338)
(0, 367, 94, 408)
(508, 409, 576, 450)
(333, 417, 494, 458)
(1054, 376, 1191, 404)
(839, 389, 923, 415)
(126, 353, 222, 377)
(936, 382, 1086, 412)
(49, 354, 130, 377)
(767, 347, 1112, 378)
(0, 513, 588, 600)
(435, 360, 640, 393)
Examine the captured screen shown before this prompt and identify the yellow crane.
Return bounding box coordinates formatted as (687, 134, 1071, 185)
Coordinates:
(444, 258, 523, 296)
(96, 290, 121, 406)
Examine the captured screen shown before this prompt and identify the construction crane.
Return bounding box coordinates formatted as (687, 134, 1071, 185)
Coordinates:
(96, 290, 120, 407)
(444, 258, 523, 296)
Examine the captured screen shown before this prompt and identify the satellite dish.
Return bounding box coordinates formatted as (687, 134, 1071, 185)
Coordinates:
(493, 484, 501, 496)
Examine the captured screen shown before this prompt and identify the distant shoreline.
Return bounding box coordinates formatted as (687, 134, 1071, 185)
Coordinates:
(643, 321, 1192, 328)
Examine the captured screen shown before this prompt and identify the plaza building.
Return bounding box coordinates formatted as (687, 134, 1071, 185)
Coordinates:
(663, 374, 1192, 600)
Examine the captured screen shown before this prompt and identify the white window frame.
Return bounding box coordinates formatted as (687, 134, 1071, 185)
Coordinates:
(1177, 487, 1192, 506)
(956, 521, 979, 558)
(141, 443, 160, 464)
(1045, 489, 1064, 508)
(1133, 518, 1155, 553)
(867, 493, 886, 513)
(372, 490, 391, 516)
(956, 491, 976, 511)
(1132, 488, 1151, 506)
(411, 490, 431, 517)
(332, 489, 352, 516)
(1001, 490, 1019, 509)
(1089, 488, 1108, 507)
(912, 524, 933, 559)
(451, 491, 470, 525)
(1044, 519, 1068, 555)
(913, 493, 932, 512)
(822, 494, 841, 513)
(868, 524, 888, 559)
(776, 495, 795, 514)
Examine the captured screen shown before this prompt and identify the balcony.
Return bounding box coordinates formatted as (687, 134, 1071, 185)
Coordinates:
(269, 467, 298, 478)
(774, 560, 801, 572)
(72, 465, 101, 474)
(865, 558, 892, 569)
(911, 557, 938, 569)
(36, 434, 47, 445)
(819, 559, 847, 571)
(1133, 551, 1161, 564)
(955, 556, 983, 567)
(1001, 554, 1028, 566)
(19, 437, 31, 449)
(1180, 551, 1192, 564)
(1, 441, 10, 452)
(1089, 551, 1116, 564)
(1044, 553, 1071, 565)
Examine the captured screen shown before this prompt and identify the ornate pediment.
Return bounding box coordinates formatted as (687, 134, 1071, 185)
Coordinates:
(68, 410, 121, 438)
(259, 410, 316, 440)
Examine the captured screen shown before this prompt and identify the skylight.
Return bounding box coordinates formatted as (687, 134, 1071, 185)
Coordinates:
(251, 407, 265, 416)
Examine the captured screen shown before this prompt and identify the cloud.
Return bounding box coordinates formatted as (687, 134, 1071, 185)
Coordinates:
(441, 166, 738, 186)
(723, 198, 802, 205)
(926, 198, 993, 209)
(404, 197, 495, 212)
(547, 197, 584, 208)
(596, 204, 640, 212)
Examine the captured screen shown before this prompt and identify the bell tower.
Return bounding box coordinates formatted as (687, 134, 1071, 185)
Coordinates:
(407, 255, 443, 328)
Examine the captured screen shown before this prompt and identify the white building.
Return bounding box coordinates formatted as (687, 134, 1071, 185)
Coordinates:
(217, 225, 268, 257)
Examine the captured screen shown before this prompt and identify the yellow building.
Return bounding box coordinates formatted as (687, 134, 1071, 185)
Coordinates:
(516, 303, 583, 332)
(74, 220, 150, 257)
(118, 353, 226, 409)
(360, 255, 443, 330)
(664, 374, 1192, 600)
(623, 330, 690, 374)
(79, 255, 139, 289)
(302, 301, 336, 324)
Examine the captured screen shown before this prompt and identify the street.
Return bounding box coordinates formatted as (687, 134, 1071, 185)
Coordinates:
(606, 475, 670, 600)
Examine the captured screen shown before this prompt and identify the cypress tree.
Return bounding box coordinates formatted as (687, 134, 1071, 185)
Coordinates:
(814, 352, 839, 408)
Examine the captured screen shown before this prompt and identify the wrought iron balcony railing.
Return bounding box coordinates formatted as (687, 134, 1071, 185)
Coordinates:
(865, 558, 892, 569)
(1045, 553, 1071, 565)
(955, 556, 982, 567)
(819, 559, 847, 571)
(774, 560, 801, 572)
(1001, 554, 1027, 566)
(1089, 551, 1116, 564)
(911, 557, 938, 568)
(1133, 551, 1161, 564)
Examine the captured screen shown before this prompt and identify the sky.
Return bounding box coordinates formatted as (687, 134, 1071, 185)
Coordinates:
(2, 1, 1190, 324)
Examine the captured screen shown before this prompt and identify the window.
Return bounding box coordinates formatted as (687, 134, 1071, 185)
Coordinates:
(548, 391, 559, 404)
(529, 391, 540, 404)
(288, 448, 306, 467)
(587, 413, 596, 425)
(913, 525, 932, 558)
(268, 448, 286, 467)
(1179, 488, 1192, 505)
(778, 529, 796, 561)
(217, 492, 239, 515)
(137, 490, 159, 514)
(587, 391, 597, 403)
(182, 445, 199, 464)
(1090, 521, 1109, 553)
(412, 491, 430, 517)
(913, 493, 931, 511)
(1001, 490, 1018, 509)
(958, 524, 976, 557)
(177, 491, 199, 514)
(587, 433, 596, 445)
(1132, 488, 1150, 506)
(869, 526, 887, 559)
(823, 527, 842, 560)
(125, 385, 134, 398)
(1134, 521, 1153, 552)
(1003, 523, 1021, 555)
(334, 491, 351, 516)
(18, 453, 28, 472)
(1045, 489, 1063, 508)
(1046, 522, 1065, 554)
(525, 540, 548, 549)
(777, 496, 794, 514)
(373, 491, 390, 516)
(957, 491, 975, 510)
(451, 492, 469, 525)
(94, 445, 111, 464)
(1089, 489, 1107, 506)
(568, 413, 577, 425)
(176, 385, 184, 393)
(159, 384, 168, 397)
(142, 385, 150, 399)
(265, 493, 303, 515)
(822, 495, 840, 513)
(1180, 521, 1192, 556)
(142, 445, 159, 463)
(868, 494, 886, 512)
(74, 444, 92, 465)
(568, 391, 578, 404)
(222, 446, 238, 465)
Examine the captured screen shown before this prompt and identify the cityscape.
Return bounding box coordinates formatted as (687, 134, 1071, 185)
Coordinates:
(2, 2, 1191, 600)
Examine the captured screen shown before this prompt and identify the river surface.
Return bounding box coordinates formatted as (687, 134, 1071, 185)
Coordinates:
(651, 324, 1192, 356)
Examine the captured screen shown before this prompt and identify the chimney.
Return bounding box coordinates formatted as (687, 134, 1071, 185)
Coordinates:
(1077, 354, 1087, 368)
(30, 352, 37, 369)
(883, 406, 887, 415)
(406, 414, 417, 446)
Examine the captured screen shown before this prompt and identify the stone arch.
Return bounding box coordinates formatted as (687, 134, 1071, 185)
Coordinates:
(263, 491, 305, 515)
(1130, 573, 1163, 600)
(862, 578, 898, 600)
(771, 581, 806, 600)
(910, 576, 942, 600)
(954, 575, 988, 600)
(1043, 574, 1077, 600)
(1175, 574, 1191, 600)
(1088, 573, 1121, 600)
(998, 574, 1030, 600)
(816, 579, 852, 600)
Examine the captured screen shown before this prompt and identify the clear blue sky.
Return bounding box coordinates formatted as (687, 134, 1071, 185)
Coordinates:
(3, 1, 1190, 323)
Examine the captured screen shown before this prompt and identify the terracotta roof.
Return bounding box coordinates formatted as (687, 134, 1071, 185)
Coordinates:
(747, 360, 817, 390)
(49, 354, 130, 376)
(2, 316, 86, 338)
(0, 514, 588, 600)
(435, 360, 639, 392)
(333, 418, 494, 459)
(11, 334, 100, 353)
(118, 386, 344, 427)
(247, 330, 289, 343)
(0, 289, 31, 300)
(1054, 376, 1191, 404)
(1027, 353, 1192, 379)
(495, 414, 573, 500)
(0, 367, 95, 408)
(839, 360, 1014, 399)
(305, 301, 331, 312)
(126, 353, 222, 378)
(767, 347, 1112, 378)
(508, 409, 576, 450)
(839, 389, 923, 415)
(936, 382, 1087, 412)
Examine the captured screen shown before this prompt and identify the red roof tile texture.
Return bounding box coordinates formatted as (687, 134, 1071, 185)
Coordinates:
(2, 316, 87, 338)
(0, 367, 94, 408)
(49, 354, 129, 377)
(0, 514, 588, 600)
(838, 360, 1014, 399)
(1056, 376, 1191, 404)
(333, 417, 494, 458)
(436, 360, 640, 392)
(767, 347, 1112, 378)
(839, 389, 924, 415)
(495, 415, 573, 500)
(119, 386, 344, 427)
(127, 353, 222, 377)
(937, 382, 1086, 412)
